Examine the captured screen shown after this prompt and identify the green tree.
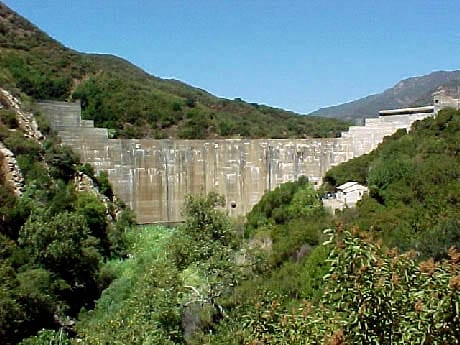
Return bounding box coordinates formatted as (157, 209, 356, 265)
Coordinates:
(19, 212, 102, 312)
(171, 193, 241, 342)
(246, 176, 311, 234)
(0, 260, 25, 345)
(95, 171, 113, 199)
(75, 192, 110, 254)
(287, 183, 322, 218)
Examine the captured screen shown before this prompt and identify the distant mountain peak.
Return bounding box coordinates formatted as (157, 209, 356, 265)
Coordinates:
(309, 70, 460, 121)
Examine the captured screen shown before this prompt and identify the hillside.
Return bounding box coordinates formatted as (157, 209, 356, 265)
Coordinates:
(0, 87, 136, 344)
(324, 108, 459, 257)
(309, 70, 460, 122)
(0, 2, 349, 139)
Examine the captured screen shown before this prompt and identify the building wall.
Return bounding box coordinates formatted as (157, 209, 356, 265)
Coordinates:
(38, 101, 433, 223)
(337, 188, 367, 205)
(433, 92, 460, 113)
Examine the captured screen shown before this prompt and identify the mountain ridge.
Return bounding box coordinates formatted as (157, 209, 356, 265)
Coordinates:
(309, 70, 460, 121)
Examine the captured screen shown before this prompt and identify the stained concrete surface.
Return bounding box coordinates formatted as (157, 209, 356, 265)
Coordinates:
(38, 101, 432, 223)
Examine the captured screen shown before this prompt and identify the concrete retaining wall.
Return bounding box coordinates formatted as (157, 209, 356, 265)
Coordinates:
(38, 101, 432, 223)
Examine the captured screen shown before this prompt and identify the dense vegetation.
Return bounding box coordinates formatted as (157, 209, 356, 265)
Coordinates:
(324, 108, 460, 258)
(73, 193, 243, 344)
(0, 98, 134, 344)
(24, 108, 453, 345)
(0, 3, 349, 139)
(208, 107, 459, 341)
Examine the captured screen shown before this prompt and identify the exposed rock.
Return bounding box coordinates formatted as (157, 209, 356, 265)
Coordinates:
(0, 88, 47, 197)
(292, 243, 313, 263)
(0, 141, 24, 196)
(0, 88, 44, 142)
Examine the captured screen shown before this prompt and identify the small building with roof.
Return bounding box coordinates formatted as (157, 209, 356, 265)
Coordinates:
(322, 181, 368, 214)
(336, 181, 368, 206)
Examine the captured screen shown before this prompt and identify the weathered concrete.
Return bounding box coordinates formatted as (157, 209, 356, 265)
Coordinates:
(38, 101, 434, 223)
(433, 91, 460, 113)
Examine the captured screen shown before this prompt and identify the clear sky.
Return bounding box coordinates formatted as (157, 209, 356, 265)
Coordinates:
(3, 0, 460, 114)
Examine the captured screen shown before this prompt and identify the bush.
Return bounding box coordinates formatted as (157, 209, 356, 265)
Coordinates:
(19, 329, 71, 345)
(0, 109, 17, 128)
(95, 171, 113, 199)
(4, 132, 42, 156)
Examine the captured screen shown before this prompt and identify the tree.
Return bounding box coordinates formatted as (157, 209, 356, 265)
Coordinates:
(287, 183, 322, 218)
(75, 192, 110, 254)
(0, 260, 25, 345)
(19, 212, 102, 312)
(95, 171, 113, 199)
(171, 192, 241, 342)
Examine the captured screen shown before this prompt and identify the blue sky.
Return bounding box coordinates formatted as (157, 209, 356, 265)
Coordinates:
(4, 0, 460, 113)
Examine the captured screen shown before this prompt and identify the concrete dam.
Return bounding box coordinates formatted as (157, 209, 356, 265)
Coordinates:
(38, 101, 435, 223)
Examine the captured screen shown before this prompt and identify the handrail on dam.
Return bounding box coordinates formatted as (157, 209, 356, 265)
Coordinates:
(37, 101, 437, 224)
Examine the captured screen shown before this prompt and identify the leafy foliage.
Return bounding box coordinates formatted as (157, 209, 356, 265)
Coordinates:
(77, 194, 242, 345)
(0, 97, 134, 344)
(71, 68, 349, 139)
(236, 228, 460, 345)
(246, 176, 321, 233)
(76, 226, 183, 345)
(72, 193, 245, 345)
(326, 109, 460, 258)
(19, 212, 101, 306)
(19, 329, 71, 345)
(206, 111, 459, 343)
(245, 177, 328, 268)
(172, 193, 235, 267)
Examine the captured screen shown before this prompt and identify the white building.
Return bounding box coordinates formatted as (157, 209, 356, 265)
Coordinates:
(322, 181, 368, 214)
(336, 181, 368, 206)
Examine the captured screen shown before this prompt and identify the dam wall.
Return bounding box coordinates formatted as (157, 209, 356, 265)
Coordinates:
(37, 101, 432, 223)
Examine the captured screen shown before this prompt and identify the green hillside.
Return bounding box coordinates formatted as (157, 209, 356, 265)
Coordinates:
(324, 108, 459, 257)
(0, 88, 135, 344)
(0, 3, 349, 139)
